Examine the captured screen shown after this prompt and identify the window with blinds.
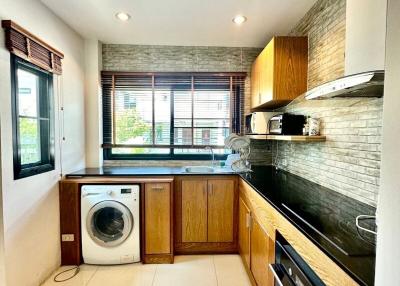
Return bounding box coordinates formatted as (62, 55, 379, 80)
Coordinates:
(102, 72, 246, 159)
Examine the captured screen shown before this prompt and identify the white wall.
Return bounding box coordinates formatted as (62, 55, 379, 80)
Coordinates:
(345, 0, 387, 75)
(375, 0, 400, 284)
(84, 39, 103, 167)
(0, 120, 5, 286)
(0, 0, 86, 285)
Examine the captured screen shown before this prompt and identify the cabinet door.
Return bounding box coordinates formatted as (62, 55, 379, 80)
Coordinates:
(239, 197, 251, 269)
(251, 57, 260, 108)
(207, 179, 235, 242)
(251, 218, 274, 286)
(181, 180, 208, 242)
(145, 183, 171, 254)
(260, 38, 275, 103)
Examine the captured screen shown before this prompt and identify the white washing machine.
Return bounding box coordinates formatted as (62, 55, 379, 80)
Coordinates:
(81, 185, 140, 265)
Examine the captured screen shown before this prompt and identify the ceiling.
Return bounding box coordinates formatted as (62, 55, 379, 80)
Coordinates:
(41, 0, 316, 48)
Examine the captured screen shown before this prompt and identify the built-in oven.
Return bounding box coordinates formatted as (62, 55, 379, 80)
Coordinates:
(269, 232, 325, 286)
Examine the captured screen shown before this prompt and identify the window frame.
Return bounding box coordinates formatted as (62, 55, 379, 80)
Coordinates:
(102, 72, 245, 160)
(11, 55, 55, 179)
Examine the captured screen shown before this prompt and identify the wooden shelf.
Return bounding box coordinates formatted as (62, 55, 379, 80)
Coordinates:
(246, 134, 326, 142)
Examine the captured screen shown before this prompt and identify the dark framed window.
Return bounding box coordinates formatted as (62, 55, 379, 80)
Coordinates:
(11, 55, 55, 179)
(102, 72, 245, 160)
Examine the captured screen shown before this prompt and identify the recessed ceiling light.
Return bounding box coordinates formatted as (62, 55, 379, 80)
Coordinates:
(232, 15, 247, 25)
(115, 12, 131, 22)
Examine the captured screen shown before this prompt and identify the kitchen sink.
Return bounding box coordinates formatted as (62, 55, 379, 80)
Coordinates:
(184, 166, 215, 173)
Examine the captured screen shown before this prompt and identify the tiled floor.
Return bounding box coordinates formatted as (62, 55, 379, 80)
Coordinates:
(41, 255, 251, 286)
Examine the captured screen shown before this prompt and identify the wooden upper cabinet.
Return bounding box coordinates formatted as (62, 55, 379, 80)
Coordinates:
(144, 183, 172, 255)
(251, 36, 308, 110)
(207, 179, 235, 242)
(238, 197, 251, 269)
(250, 218, 275, 286)
(181, 180, 208, 242)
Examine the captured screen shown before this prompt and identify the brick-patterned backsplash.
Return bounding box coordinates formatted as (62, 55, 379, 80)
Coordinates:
(278, 0, 382, 206)
(289, 0, 346, 89)
(274, 97, 383, 206)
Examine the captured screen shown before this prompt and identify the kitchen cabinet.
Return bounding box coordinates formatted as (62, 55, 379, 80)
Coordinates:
(251, 36, 308, 110)
(175, 176, 238, 253)
(207, 179, 235, 242)
(238, 197, 251, 270)
(143, 182, 174, 263)
(250, 218, 275, 286)
(181, 180, 208, 242)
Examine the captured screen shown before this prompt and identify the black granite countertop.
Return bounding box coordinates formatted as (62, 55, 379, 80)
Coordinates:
(66, 165, 376, 285)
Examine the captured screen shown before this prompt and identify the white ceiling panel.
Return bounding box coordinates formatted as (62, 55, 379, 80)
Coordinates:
(41, 0, 316, 47)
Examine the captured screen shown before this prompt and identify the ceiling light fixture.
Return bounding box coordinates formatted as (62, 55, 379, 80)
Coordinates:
(232, 15, 247, 25)
(115, 12, 131, 21)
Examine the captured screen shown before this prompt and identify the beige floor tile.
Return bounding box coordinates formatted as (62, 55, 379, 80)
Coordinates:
(41, 255, 250, 286)
(41, 264, 98, 286)
(152, 255, 218, 286)
(213, 255, 252, 286)
(87, 263, 157, 286)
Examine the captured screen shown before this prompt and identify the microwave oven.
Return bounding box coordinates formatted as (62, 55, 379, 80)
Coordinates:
(245, 112, 277, 135)
(268, 113, 306, 135)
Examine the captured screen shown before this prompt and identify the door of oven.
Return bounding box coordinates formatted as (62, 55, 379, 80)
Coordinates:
(271, 233, 325, 286)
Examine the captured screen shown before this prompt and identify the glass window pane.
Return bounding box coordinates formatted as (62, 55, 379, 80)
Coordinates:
(174, 148, 231, 155)
(19, 117, 41, 165)
(174, 90, 192, 119)
(194, 119, 230, 128)
(193, 128, 230, 146)
(114, 89, 152, 145)
(174, 128, 192, 145)
(174, 119, 191, 127)
(17, 68, 39, 117)
(194, 90, 230, 119)
(155, 90, 171, 145)
(112, 148, 170, 154)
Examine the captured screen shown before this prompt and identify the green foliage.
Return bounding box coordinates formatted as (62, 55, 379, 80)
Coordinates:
(115, 108, 150, 144)
(19, 118, 40, 164)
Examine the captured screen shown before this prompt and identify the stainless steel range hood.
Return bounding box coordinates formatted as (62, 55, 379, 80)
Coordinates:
(305, 70, 384, 100)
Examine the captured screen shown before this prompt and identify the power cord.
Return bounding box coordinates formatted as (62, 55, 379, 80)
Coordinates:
(53, 266, 80, 282)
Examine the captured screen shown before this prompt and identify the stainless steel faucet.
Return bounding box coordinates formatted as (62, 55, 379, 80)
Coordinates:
(205, 146, 215, 167)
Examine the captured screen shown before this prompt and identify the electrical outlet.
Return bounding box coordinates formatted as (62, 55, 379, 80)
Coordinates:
(61, 234, 74, 242)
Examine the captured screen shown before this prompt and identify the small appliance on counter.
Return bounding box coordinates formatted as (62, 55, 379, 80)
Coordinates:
(245, 112, 278, 135)
(268, 113, 306, 135)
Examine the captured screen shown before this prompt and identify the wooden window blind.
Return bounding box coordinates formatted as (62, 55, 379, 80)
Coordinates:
(101, 72, 246, 159)
(2, 20, 64, 75)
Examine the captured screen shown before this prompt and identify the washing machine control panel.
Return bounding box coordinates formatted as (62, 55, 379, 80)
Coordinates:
(81, 185, 140, 199)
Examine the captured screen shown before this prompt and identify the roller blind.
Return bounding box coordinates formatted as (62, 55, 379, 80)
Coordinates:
(2, 20, 64, 74)
(101, 72, 246, 158)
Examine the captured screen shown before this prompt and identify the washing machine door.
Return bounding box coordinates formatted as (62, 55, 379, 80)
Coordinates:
(87, 200, 133, 247)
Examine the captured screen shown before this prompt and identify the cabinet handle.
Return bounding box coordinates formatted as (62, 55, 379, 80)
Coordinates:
(246, 213, 252, 229)
(258, 92, 261, 103)
(151, 186, 164, 191)
(268, 264, 284, 286)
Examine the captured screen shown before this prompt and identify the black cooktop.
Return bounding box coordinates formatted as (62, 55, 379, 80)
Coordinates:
(241, 166, 376, 286)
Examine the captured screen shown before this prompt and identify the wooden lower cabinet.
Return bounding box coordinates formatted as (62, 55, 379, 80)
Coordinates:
(238, 197, 251, 269)
(175, 176, 238, 253)
(181, 180, 208, 242)
(250, 218, 275, 286)
(143, 182, 174, 263)
(208, 179, 235, 242)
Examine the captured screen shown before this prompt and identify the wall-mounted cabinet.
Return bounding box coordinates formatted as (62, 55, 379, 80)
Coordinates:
(251, 36, 308, 110)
